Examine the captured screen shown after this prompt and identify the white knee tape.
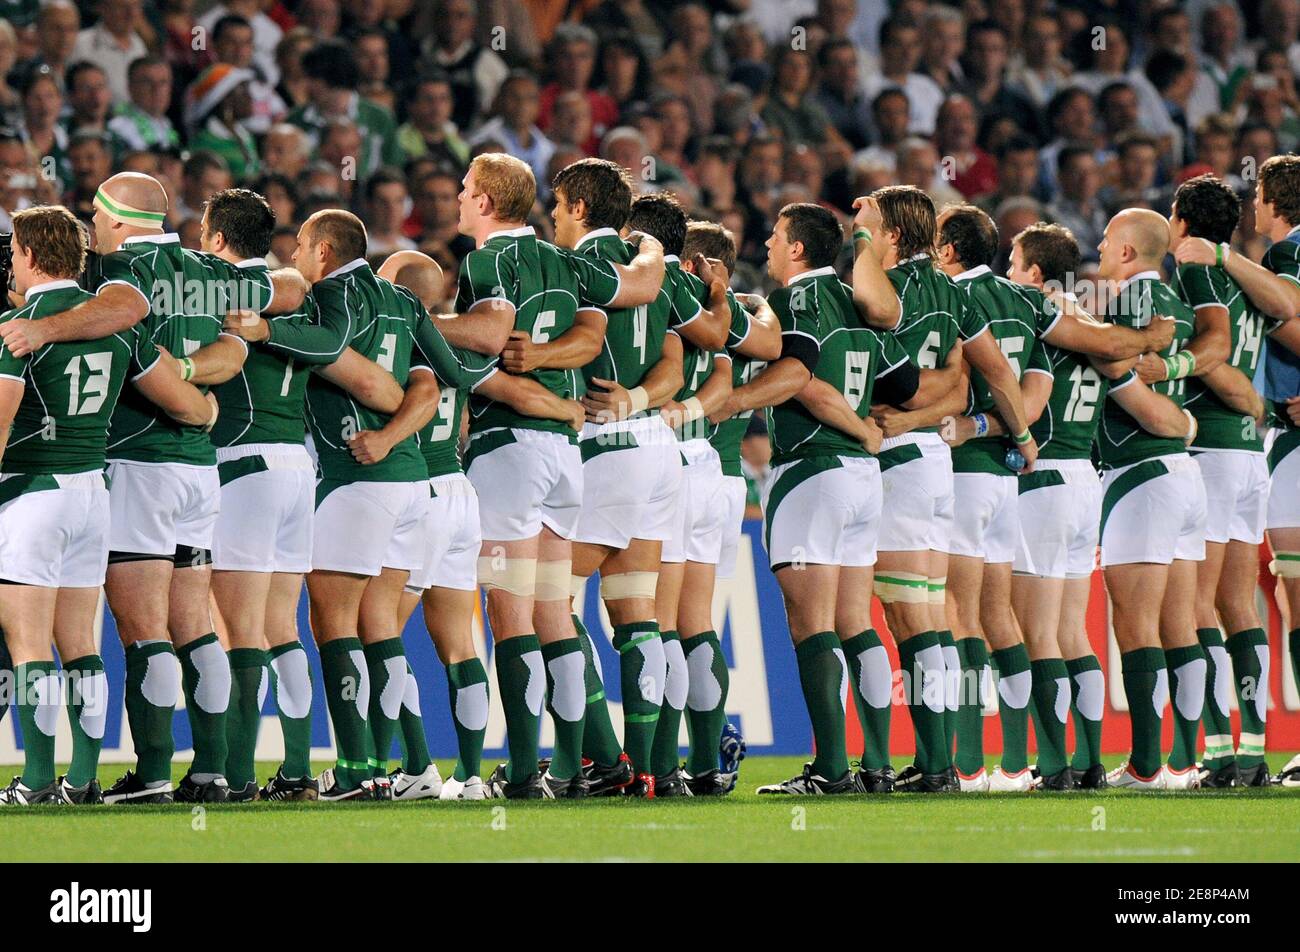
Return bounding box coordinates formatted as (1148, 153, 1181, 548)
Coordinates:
(927, 576, 946, 605)
(534, 560, 572, 601)
(570, 575, 587, 601)
(600, 571, 659, 601)
(1270, 553, 1300, 578)
(478, 556, 537, 596)
(874, 571, 930, 604)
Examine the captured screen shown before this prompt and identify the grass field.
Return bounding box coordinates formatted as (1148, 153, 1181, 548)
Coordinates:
(2, 755, 1298, 862)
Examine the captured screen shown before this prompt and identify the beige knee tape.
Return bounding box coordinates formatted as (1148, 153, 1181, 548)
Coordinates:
(927, 576, 947, 605)
(874, 571, 931, 604)
(600, 571, 659, 601)
(1271, 553, 1300, 579)
(534, 560, 573, 601)
(570, 575, 586, 601)
(477, 556, 537, 596)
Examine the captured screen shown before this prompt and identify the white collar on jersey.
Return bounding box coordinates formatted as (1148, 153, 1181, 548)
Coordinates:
(954, 264, 992, 282)
(1287, 223, 1300, 240)
(575, 227, 619, 251)
(785, 265, 836, 287)
(322, 258, 367, 281)
(236, 257, 268, 269)
(1117, 269, 1160, 292)
(663, 254, 680, 264)
(24, 278, 80, 297)
(483, 224, 534, 243)
(121, 232, 179, 246)
(899, 252, 931, 265)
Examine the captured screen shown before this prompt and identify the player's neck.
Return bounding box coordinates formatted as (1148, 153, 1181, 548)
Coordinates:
(937, 257, 965, 278)
(475, 219, 527, 247)
(1269, 219, 1299, 242)
(21, 270, 70, 295)
(108, 225, 166, 252)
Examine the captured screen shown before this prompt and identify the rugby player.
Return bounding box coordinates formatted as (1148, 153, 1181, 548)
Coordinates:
(1173, 155, 1300, 787)
(436, 153, 666, 799)
(0, 206, 214, 805)
(850, 186, 1029, 793)
(1141, 176, 1272, 787)
(0, 172, 305, 804)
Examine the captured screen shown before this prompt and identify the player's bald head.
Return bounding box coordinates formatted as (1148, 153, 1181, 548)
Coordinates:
(304, 209, 367, 265)
(379, 250, 443, 309)
(1110, 207, 1169, 264)
(100, 171, 168, 216)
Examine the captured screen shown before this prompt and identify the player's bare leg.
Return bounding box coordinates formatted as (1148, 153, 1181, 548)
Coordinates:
(945, 552, 988, 785)
(307, 569, 373, 794)
(877, 549, 951, 786)
(357, 566, 413, 790)
(1104, 562, 1171, 785)
(211, 570, 272, 797)
(980, 562, 1034, 789)
(1216, 541, 1270, 784)
(533, 525, 587, 791)
(0, 584, 60, 801)
(51, 588, 108, 800)
(837, 565, 892, 789)
(1160, 557, 1206, 787)
(106, 559, 180, 795)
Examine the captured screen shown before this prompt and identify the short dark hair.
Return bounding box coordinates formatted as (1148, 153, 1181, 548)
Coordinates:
(302, 40, 360, 91)
(127, 55, 168, 83)
(683, 220, 737, 274)
(309, 209, 367, 264)
(1114, 130, 1160, 158)
(184, 148, 229, 179)
(212, 13, 252, 43)
(1057, 143, 1094, 176)
(552, 158, 633, 231)
(1014, 222, 1081, 285)
(626, 193, 687, 257)
(1046, 86, 1093, 131)
(996, 133, 1038, 160)
(364, 166, 407, 203)
(879, 15, 916, 47)
(204, 187, 276, 258)
(778, 202, 842, 269)
(1145, 50, 1188, 95)
(1260, 154, 1300, 228)
(817, 37, 855, 68)
(65, 60, 105, 92)
(1172, 173, 1241, 244)
(939, 204, 998, 269)
(871, 87, 908, 117)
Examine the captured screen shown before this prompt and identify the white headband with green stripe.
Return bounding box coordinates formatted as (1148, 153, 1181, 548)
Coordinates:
(94, 187, 166, 226)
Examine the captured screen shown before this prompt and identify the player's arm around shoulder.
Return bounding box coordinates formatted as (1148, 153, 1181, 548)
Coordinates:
(0, 281, 150, 358)
(478, 371, 585, 431)
(315, 348, 405, 414)
(131, 341, 219, 429)
(183, 331, 250, 386)
(731, 292, 782, 361)
(501, 307, 605, 373)
(849, 198, 901, 330)
(348, 365, 440, 465)
(1198, 361, 1267, 421)
(797, 376, 881, 453)
(1108, 373, 1195, 441)
(606, 230, 665, 307)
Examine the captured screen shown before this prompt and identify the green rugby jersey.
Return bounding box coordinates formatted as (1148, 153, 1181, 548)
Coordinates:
(886, 253, 988, 433)
(1261, 232, 1300, 429)
(660, 258, 720, 442)
(1032, 340, 1111, 461)
(203, 258, 309, 449)
(0, 281, 159, 475)
(952, 267, 1059, 473)
(458, 226, 621, 436)
(1098, 271, 1196, 469)
(767, 267, 909, 466)
(1174, 263, 1266, 452)
(97, 235, 236, 466)
(711, 291, 766, 476)
(413, 329, 499, 479)
(574, 228, 671, 393)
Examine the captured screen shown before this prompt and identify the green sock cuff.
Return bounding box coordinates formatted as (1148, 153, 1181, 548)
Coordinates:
(1165, 644, 1205, 668)
(494, 633, 541, 662)
(362, 637, 406, 662)
(1064, 654, 1100, 676)
(990, 644, 1030, 676)
(842, 629, 883, 656)
(447, 657, 488, 687)
(16, 660, 56, 677)
(1030, 658, 1068, 678)
(541, 638, 583, 661)
(318, 636, 362, 660)
(1196, 627, 1225, 648)
(127, 640, 176, 664)
(955, 635, 987, 667)
(937, 629, 955, 648)
(176, 632, 219, 660)
(1121, 646, 1165, 674)
(659, 629, 680, 643)
(228, 647, 268, 669)
(1226, 627, 1268, 650)
(897, 630, 939, 665)
(62, 654, 104, 674)
(612, 622, 660, 652)
(681, 630, 720, 655)
(268, 640, 306, 660)
(794, 631, 841, 663)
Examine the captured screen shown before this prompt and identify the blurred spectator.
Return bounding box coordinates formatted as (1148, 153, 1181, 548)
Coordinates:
(552, 89, 595, 157)
(262, 122, 312, 178)
(64, 129, 112, 218)
(18, 69, 65, 186)
(961, 20, 1041, 141)
(1100, 131, 1170, 216)
(14, 1, 79, 93)
(469, 71, 555, 188)
(212, 14, 287, 135)
(975, 132, 1038, 213)
(364, 166, 416, 254)
(761, 47, 832, 145)
(896, 134, 963, 206)
(109, 57, 180, 152)
(1201, 3, 1252, 111)
(275, 27, 317, 111)
(355, 28, 393, 113)
(185, 63, 259, 180)
(933, 94, 997, 198)
(64, 62, 126, 158)
(595, 30, 651, 112)
(1006, 10, 1072, 107)
(864, 16, 943, 135)
(397, 74, 469, 169)
(1046, 144, 1106, 262)
(540, 24, 618, 149)
(0, 20, 22, 128)
(411, 168, 473, 258)
(920, 5, 965, 94)
(174, 149, 231, 223)
(197, 0, 284, 87)
(70, 0, 148, 104)
(813, 38, 871, 150)
(422, 0, 509, 132)
(1148, 7, 1222, 129)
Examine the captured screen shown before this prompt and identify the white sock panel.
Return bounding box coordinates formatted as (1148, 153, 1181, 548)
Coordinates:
(455, 682, 489, 731)
(1206, 644, 1232, 718)
(997, 669, 1032, 711)
(379, 656, 406, 720)
(942, 644, 960, 714)
(141, 652, 180, 708)
(190, 640, 231, 714)
(1073, 668, 1104, 721)
(547, 649, 587, 722)
(402, 667, 421, 717)
(521, 649, 545, 717)
(1052, 675, 1070, 724)
(662, 638, 687, 710)
(685, 640, 721, 712)
(858, 643, 893, 710)
(1173, 657, 1207, 721)
(74, 670, 108, 740)
(1151, 668, 1170, 718)
(33, 673, 60, 736)
(915, 644, 945, 714)
(271, 647, 312, 719)
(348, 648, 370, 721)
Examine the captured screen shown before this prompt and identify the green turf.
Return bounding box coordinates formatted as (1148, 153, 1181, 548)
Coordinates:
(1, 755, 1297, 862)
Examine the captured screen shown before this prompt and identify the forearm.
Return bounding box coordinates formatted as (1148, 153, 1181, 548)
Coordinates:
(530, 324, 603, 369)
(1229, 253, 1300, 322)
(640, 345, 685, 407)
(610, 245, 666, 307)
(433, 309, 512, 355)
(730, 358, 809, 413)
(1201, 363, 1265, 419)
(1090, 354, 1139, 379)
(1183, 325, 1229, 377)
(43, 290, 147, 342)
(735, 299, 782, 360)
(188, 337, 248, 385)
(264, 316, 349, 365)
(316, 348, 404, 413)
(797, 378, 869, 441)
(985, 367, 1030, 436)
(903, 374, 969, 425)
(1271, 317, 1300, 357)
(486, 374, 576, 422)
(852, 238, 901, 329)
(693, 360, 733, 418)
(266, 268, 309, 314)
(378, 373, 440, 444)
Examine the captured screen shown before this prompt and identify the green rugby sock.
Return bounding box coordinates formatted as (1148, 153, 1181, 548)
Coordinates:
(616, 622, 664, 776)
(953, 637, 987, 776)
(495, 635, 544, 784)
(63, 654, 106, 788)
(1029, 658, 1069, 778)
(0, 638, 11, 729)
(318, 637, 371, 790)
(446, 657, 489, 781)
(650, 630, 684, 777)
(796, 632, 850, 780)
(683, 630, 730, 775)
(1065, 655, 1104, 771)
(1121, 647, 1167, 779)
(396, 662, 431, 775)
(991, 644, 1031, 775)
(1165, 644, 1206, 772)
(1290, 628, 1300, 706)
(1196, 628, 1234, 768)
(542, 638, 586, 781)
(268, 641, 313, 780)
(938, 629, 958, 756)
(1226, 627, 1269, 767)
(178, 633, 230, 778)
(16, 661, 58, 790)
(363, 638, 406, 777)
(124, 640, 178, 784)
(843, 629, 891, 770)
(225, 648, 267, 788)
(575, 613, 622, 767)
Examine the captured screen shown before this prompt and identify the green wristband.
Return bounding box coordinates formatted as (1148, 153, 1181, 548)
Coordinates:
(179, 357, 195, 381)
(1162, 350, 1196, 380)
(1013, 429, 1032, 445)
(853, 228, 873, 244)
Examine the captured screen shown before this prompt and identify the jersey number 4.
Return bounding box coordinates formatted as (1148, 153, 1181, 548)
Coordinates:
(64, 352, 112, 416)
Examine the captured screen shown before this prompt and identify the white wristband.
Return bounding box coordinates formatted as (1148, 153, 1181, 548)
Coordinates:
(1183, 408, 1197, 445)
(680, 396, 705, 423)
(627, 385, 649, 414)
